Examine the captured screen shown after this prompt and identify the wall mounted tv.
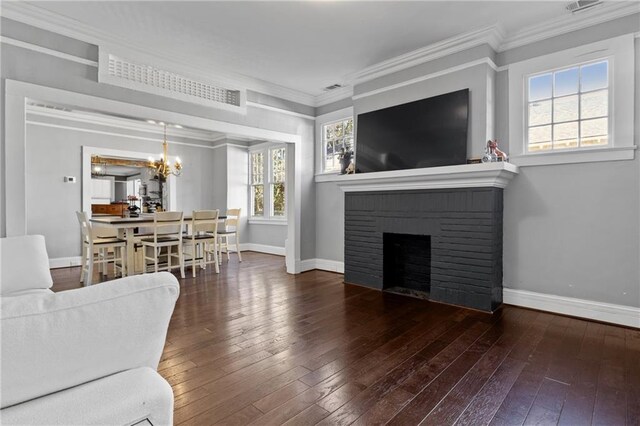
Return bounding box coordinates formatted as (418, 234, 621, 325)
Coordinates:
(355, 88, 469, 173)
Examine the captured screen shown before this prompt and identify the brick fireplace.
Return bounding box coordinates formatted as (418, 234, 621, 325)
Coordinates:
(336, 162, 518, 313)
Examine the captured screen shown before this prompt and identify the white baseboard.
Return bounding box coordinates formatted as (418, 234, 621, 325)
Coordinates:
(298, 258, 345, 274)
(239, 243, 285, 256)
(503, 288, 640, 328)
(49, 256, 82, 269)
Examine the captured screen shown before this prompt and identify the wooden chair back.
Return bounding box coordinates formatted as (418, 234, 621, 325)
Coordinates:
(225, 208, 241, 231)
(153, 211, 184, 241)
(191, 210, 220, 236)
(76, 211, 95, 244)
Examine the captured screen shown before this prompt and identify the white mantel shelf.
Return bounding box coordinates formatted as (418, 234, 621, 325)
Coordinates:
(316, 162, 519, 192)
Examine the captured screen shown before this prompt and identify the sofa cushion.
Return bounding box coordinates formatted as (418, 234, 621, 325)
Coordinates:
(0, 272, 179, 409)
(0, 235, 53, 296)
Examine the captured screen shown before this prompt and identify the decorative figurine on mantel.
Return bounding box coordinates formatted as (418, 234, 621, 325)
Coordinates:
(338, 147, 355, 174)
(482, 139, 508, 163)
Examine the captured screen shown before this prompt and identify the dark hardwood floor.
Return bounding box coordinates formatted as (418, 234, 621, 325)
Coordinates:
(51, 252, 640, 425)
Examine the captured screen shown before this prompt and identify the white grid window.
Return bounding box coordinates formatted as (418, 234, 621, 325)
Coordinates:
(527, 60, 609, 152)
(322, 118, 354, 173)
(250, 145, 287, 221)
(250, 152, 264, 217)
(270, 147, 286, 217)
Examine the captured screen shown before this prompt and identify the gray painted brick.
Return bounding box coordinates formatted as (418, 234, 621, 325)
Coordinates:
(344, 187, 503, 312)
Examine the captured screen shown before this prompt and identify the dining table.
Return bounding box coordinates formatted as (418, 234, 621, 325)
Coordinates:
(90, 214, 226, 276)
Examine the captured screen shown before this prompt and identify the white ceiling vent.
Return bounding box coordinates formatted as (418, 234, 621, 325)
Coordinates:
(323, 83, 343, 91)
(99, 51, 246, 113)
(566, 0, 602, 13)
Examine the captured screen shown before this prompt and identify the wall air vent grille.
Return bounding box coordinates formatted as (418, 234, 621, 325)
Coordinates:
(100, 54, 244, 112)
(565, 0, 602, 13)
(323, 84, 343, 91)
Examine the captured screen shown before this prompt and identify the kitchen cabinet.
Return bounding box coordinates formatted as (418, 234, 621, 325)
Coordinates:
(91, 202, 129, 216)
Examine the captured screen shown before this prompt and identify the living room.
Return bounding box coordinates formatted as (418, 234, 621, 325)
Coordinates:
(1, 1, 639, 425)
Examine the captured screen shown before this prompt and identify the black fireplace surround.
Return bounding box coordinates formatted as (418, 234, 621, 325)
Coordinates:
(344, 187, 503, 312)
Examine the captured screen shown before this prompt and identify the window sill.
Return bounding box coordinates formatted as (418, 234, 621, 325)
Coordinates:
(510, 145, 636, 167)
(249, 218, 288, 226)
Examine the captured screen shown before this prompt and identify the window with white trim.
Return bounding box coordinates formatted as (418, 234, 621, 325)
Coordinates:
(250, 145, 286, 221)
(321, 118, 354, 173)
(527, 60, 609, 152)
(508, 34, 634, 167)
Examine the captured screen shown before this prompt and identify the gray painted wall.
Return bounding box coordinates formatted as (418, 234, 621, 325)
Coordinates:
(315, 182, 344, 261)
(1, 18, 316, 260)
(315, 15, 640, 308)
(209, 140, 288, 249)
(248, 224, 287, 248)
(353, 60, 494, 159)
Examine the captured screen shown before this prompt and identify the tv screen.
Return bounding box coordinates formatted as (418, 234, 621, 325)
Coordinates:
(355, 89, 469, 173)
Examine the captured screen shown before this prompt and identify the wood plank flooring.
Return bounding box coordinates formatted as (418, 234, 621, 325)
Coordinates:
(51, 252, 640, 425)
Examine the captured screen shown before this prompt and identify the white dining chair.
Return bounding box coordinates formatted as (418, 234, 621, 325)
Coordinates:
(217, 208, 242, 263)
(76, 212, 127, 286)
(140, 211, 185, 278)
(183, 210, 220, 277)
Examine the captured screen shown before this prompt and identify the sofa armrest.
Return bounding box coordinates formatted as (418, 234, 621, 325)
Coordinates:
(0, 272, 179, 409)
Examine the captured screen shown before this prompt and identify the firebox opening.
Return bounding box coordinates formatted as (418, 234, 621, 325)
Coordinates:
(383, 232, 431, 299)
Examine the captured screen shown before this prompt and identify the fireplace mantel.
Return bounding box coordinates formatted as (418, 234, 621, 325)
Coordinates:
(327, 162, 518, 192)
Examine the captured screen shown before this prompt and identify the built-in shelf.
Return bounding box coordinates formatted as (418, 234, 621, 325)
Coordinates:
(316, 162, 519, 192)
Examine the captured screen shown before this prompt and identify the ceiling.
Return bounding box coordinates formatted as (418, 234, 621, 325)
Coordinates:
(24, 1, 626, 97)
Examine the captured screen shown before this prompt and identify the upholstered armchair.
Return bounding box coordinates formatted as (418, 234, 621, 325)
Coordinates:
(0, 235, 179, 425)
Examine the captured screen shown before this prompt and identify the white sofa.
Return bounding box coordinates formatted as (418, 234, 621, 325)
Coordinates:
(0, 235, 180, 425)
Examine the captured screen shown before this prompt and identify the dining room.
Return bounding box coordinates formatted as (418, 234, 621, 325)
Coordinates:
(12, 88, 306, 282)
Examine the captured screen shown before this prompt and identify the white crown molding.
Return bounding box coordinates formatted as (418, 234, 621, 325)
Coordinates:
(315, 86, 355, 108)
(352, 57, 498, 101)
(5, 1, 638, 110)
(26, 119, 227, 151)
(498, 1, 640, 52)
(1, 1, 317, 107)
(210, 142, 250, 151)
(0, 36, 98, 67)
(503, 288, 640, 329)
(346, 25, 505, 88)
(25, 104, 223, 142)
(246, 101, 315, 121)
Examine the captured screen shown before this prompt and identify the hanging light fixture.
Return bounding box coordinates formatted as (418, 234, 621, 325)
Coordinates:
(91, 156, 107, 177)
(148, 123, 182, 179)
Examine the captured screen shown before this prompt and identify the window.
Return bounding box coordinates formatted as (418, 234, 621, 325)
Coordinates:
(250, 151, 264, 216)
(250, 145, 286, 222)
(508, 34, 634, 166)
(270, 147, 286, 217)
(527, 60, 609, 152)
(322, 118, 354, 173)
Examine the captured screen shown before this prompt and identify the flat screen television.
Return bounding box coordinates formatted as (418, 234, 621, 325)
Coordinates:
(355, 89, 469, 173)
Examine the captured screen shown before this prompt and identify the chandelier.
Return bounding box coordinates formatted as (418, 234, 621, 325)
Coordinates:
(91, 157, 107, 177)
(148, 123, 182, 179)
